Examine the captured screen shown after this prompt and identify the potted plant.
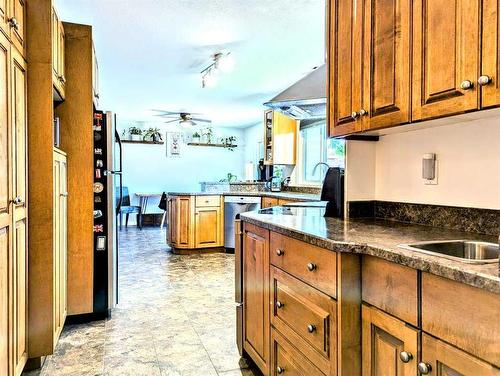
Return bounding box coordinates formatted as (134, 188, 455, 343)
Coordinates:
(201, 127, 214, 144)
(192, 131, 201, 143)
(129, 126, 143, 141)
(144, 127, 163, 142)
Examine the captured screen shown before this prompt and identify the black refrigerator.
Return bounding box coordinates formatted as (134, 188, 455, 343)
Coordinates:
(93, 110, 121, 317)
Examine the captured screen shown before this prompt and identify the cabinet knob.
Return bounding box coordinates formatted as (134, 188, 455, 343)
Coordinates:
(460, 80, 474, 90)
(307, 324, 316, 333)
(417, 362, 432, 375)
(359, 109, 368, 117)
(351, 111, 360, 120)
(12, 196, 23, 205)
(8, 17, 19, 30)
(60, 192, 68, 197)
(307, 262, 317, 272)
(399, 351, 413, 363)
(478, 75, 492, 86)
(276, 301, 284, 309)
(277, 366, 285, 374)
(276, 249, 284, 256)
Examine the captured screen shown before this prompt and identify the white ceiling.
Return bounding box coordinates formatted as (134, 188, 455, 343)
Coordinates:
(55, 0, 326, 128)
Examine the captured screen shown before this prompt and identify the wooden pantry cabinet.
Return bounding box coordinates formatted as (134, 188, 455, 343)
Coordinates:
(167, 195, 224, 251)
(327, 0, 500, 137)
(0, 26, 28, 376)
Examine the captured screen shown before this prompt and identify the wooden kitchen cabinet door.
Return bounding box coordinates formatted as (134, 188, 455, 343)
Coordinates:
(243, 223, 270, 376)
(9, 0, 25, 58)
(412, 0, 480, 121)
(327, 0, 363, 137)
(362, 0, 411, 130)
(362, 304, 418, 376)
(194, 206, 222, 248)
(481, 0, 500, 108)
(420, 334, 500, 376)
(0, 0, 8, 37)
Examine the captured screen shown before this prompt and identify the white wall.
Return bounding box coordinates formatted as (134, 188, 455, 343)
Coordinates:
(346, 116, 500, 209)
(242, 122, 264, 180)
(120, 124, 246, 212)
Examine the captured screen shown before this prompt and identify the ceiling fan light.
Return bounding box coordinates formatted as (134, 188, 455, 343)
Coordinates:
(179, 119, 196, 128)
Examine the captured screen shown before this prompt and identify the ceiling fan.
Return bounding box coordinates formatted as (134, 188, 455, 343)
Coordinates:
(152, 110, 212, 127)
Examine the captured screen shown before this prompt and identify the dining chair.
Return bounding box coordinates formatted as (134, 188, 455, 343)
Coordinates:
(116, 186, 142, 229)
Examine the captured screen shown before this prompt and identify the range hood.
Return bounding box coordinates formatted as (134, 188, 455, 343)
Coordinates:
(264, 64, 326, 119)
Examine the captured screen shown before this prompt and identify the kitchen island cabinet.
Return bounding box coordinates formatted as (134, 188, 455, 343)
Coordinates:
(239, 209, 500, 375)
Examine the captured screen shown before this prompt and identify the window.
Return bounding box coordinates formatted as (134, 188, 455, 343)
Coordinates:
(296, 119, 345, 185)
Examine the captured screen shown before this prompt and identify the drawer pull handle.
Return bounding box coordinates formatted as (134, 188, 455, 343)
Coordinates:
(307, 324, 316, 333)
(417, 363, 432, 374)
(399, 351, 413, 363)
(478, 75, 492, 86)
(276, 249, 284, 256)
(307, 263, 317, 272)
(276, 301, 284, 309)
(460, 80, 473, 90)
(277, 366, 285, 374)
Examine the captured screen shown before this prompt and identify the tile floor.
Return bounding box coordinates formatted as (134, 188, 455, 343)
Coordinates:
(24, 227, 260, 376)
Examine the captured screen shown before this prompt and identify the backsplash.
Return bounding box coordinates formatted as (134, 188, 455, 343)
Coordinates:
(201, 181, 322, 195)
(348, 200, 500, 236)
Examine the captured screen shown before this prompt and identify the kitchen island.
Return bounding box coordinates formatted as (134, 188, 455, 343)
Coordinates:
(238, 206, 499, 375)
(166, 191, 321, 252)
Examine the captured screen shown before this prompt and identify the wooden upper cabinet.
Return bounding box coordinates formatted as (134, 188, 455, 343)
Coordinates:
(362, 304, 418, 376)
(243, 223, 270, 375)
(9, 0, 25, 57)
(264, 110, 297, 165)
(412, 0, 480, 121)
(0, 0, 8, 36)
(421, 334, 500, 376)
(52, 7, 66, 100)
(362, 0, 411, 130)
(328, 0, 363, 137)
(481, 0, 500, 108)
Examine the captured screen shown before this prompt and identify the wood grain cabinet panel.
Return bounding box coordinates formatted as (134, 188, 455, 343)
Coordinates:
(9, 0, 25, 58)
(194, 206, 222, 248)
(362, 304, 418, 376)
(0, 228, 9, 376)
(412, 0, 480, 121)
(362, 256, 418, 326)
(362, 0, 411, 130)
(481, 0, 500, 108)
(243, 223, 270, 375)
(0, 0, 8, 37)
(262, 197, 279, 208)
(421, 334, 500, 376)
(327, 0, 363, 136)
(0, 31, 9, 224)
(422, 273, 500, 367)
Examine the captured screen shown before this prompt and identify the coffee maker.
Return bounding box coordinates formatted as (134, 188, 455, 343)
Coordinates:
(258, 159, 273, 182)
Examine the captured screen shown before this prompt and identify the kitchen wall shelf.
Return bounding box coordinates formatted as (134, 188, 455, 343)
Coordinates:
(122, 140, 164, 145)
(187, 142, 238, 149)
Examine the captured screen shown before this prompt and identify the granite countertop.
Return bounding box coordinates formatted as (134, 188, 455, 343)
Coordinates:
(167, 191, 322, 201)
(240, 207, 500, 294)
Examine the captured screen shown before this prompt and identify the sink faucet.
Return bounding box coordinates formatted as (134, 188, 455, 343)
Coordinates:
(312, 162, 330, 176)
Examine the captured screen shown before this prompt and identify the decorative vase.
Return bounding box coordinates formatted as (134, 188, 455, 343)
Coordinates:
(192, 136, 200, 143)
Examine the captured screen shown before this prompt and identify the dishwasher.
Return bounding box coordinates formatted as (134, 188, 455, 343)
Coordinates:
(224, 196, 261, 249)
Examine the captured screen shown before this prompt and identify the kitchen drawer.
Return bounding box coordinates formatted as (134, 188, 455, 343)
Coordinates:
(422, 273, 500, 367)
(195, 195, 221, 207)
(262, 197, 279, 208)
(271, 329, 326, 376)
(271, 266, 336, 372)
(362, 256, 418, 326)
(270, 232, 337, 297)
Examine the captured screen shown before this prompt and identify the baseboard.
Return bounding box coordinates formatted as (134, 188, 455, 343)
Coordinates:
(65, 310, 110, 325)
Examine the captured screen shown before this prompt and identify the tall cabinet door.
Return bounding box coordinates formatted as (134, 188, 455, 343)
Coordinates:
(194, 207, 221, 248)
(412, 0, 480, 121)
(362, 0, 411, 130)
(362, 305, 418, 376)
(481, 0, 500, 108)
(0, 0, 8, 36)
(10, 47, 27, 376)
(8, 0, 25, 57)
(0, 31, 10, 376)
(243, 224, 270, 376)
(327, 0, 363, 137)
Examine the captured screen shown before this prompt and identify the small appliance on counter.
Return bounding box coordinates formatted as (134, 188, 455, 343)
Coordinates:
(320, 167, 344, 218)
(257, 159, 273, 182)
(270, 176, 282, 192)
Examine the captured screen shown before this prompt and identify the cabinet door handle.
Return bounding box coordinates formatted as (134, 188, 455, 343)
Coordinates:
(276, 301, 284, 309)
(307, 262, 317, 272)
(12, 196, 23, 205)
(277, 366, 285, 374)
(399, 351, 413, 363)
(8, 18, 19, 31)
(351, 111, 360, 120)
(460, 80, 474, 90)
(60, 192, 68, 197)
(307, 324, 316, 333)
(417, 363, 432, 374)
(478, 75, 492, 86)
(276, 249, 284, 256)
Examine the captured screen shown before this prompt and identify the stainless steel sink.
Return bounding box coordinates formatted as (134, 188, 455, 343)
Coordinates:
(399, 240, 499, 264)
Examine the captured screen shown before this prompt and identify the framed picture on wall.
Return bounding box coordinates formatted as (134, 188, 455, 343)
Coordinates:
(166, 132, 182, 157)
